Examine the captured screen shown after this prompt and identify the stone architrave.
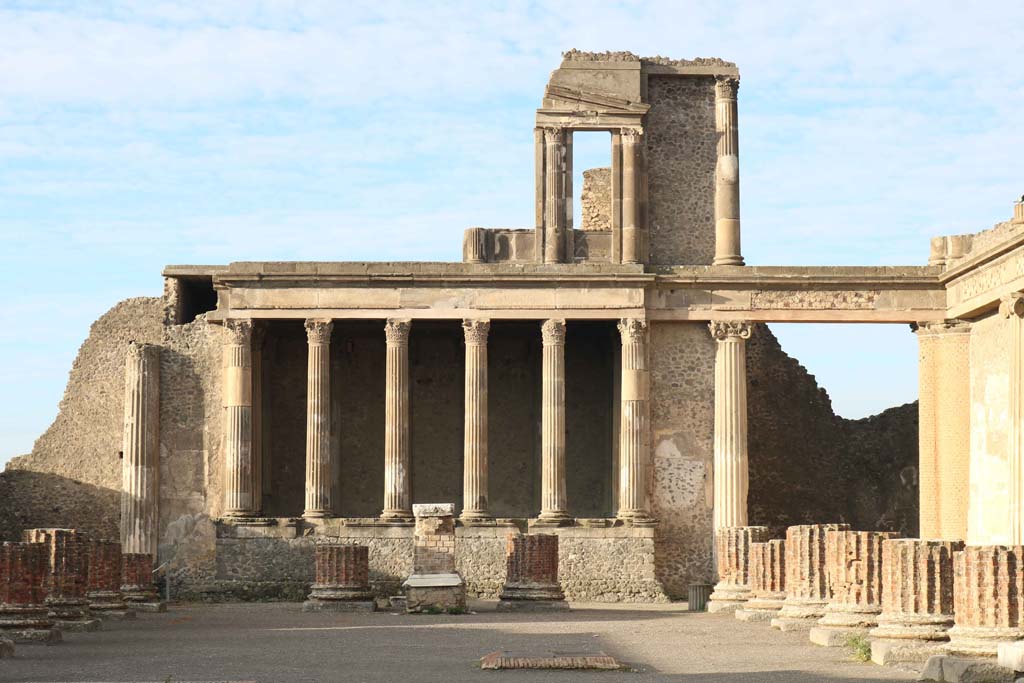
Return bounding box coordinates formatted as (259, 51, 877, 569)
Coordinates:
(537, 319, 570, 525)
(85, 540, 135, 620)
(771, 524, 849, 631)
(870, 539, 963, 671)
(709, 321, 753, 531)
(303, 319, 334, 518)
(23, 528, 98, 631)
(713, 76, 744, 266)
(498, 534, 567, 611)
(303, 545, 375, 612)
(809, 530, 900, 647)
(223, 319, 256, 517)
(461, 320, 492, 523)
(382, 319, 413, 521)
(947, 545, 1024, 656)
(403, 504, 466, 613)
(736, 539, 786, 622)
(0, 542, 60, 643)
(120, 341, 160, 556)
(708, 526, 770, 613)
(617, 318, 653, 524)
(121, 553, 166, 613)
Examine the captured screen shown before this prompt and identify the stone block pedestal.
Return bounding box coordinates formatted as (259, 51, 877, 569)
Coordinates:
(403, 504, 466, 613)
(303, 545, 375, 613)
(405, 574, 467, 613)
(498, 534, 567, 612)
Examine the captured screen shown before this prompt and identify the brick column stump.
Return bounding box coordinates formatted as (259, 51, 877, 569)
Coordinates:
(869, 539, 962, 671)
(736, 539, 786, 622)
(86, 541, 135, 620)
(303, 544, 375, 612)
(708, 526, 770, 613)
(0, 542, 60, 644)
(0, 635, 13, 658)
(24, 528, 99, 631)
(810, 530, 899, 647)
(121, 553, 166, 613)
(498, 534, 567, 611)
(771, 524, 849, 631)
(947, 545, 1024, 656)
(403, 504, 466, 613)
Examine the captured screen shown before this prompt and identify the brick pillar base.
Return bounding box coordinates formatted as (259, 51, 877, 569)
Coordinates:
(403, 504, 466, 614)
(0, 542, 61, 644)
(498, 534, 567, 611)
(947, 545, 1024, 656)
(771, 524, 849, 631)
(86, 541, 135, 620)
(24, 528, 99, 632)
(0, 635, 13, 658)
(736, 539, 786, 622)
(709, 526, 770, 613)
(121, 553, 166, 613)
(303, 545, 375, 612)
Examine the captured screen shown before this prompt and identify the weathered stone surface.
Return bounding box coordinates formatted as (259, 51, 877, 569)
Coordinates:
(771, 524, 848, 631)
(919, 655, 1015, 683)
(707, 526, 769, 613)
(998, 641, 1024, 672)
(948, 546, 1024, 656)
(580, 168, 611, 232)
(404, 505, 465, 613)
(0, 636, 13, 658)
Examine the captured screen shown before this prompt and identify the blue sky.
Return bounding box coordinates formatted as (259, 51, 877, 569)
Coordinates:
(1, 1, 1022, 466)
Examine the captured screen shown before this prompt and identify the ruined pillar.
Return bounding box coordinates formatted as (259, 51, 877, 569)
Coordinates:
(0, 542, 60, 643)
(121, 342, 160, 555)
(404, 504, 466, 613)
(708, 526, 770, 613)
(304, 319, 334, 518)
(498, 534, 567, 610)
(23, 529, 98, 631)
(86, 540, 134, 620)
(223, 318, 256, 517)
(543, 127, 565, 264)
(713, 76, 743, 266)
(382, 319, 413, 521)
(538, 319, 569, 525)
(870, 539, 963, 669)
(709, 321, 752, 531)
(1002, 294, 1024, 544)
(303, 545, 374, 612)
(461, 319, 491, 522)
(947, 545, 1024, 656)
(915, 320, 970, 541)
(810, 530, 900, 647)
(121, 553, 165, 612)
(736, 539, 787, 622)
(771, 524, 849, 631)
(0, 636, 12, 658)
(617, 318, 652, 524)
(621, 129, 641, 264)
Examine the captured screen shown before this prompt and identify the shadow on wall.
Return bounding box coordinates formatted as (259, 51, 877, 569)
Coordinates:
(0, 469, 120, 541)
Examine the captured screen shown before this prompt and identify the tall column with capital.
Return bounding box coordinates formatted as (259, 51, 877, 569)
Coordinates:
(121, 342, 160, 555)
(1001, 293, 1024, 543)
(617, 318, 651, 522)
(621, 129, 642, 264)
(304, 319, 334, 518)
(382, 318, 413, 521)
(223, 319, 255, 517)
(710, 321, 752, 531)
(462, 319, 491, 521)
(251, 323, 266, 516)
(713, 76, 744, 266)
(544, 128, 566, 263)
(538, 319, 569, 524)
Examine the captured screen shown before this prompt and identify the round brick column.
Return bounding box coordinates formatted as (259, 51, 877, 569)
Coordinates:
(771, 524, 849, 631)
(86, 540, 135, 619)
(0, 542, 60, 643)
(121, 553, 165, 612)
(736, 539, 786, 621)
(708, 526, 770, 613)
(499, 534, 566, 610)
(23, 528, 98, 631)
(303, 545, 374, 612)
(948, 545, 1024, 655)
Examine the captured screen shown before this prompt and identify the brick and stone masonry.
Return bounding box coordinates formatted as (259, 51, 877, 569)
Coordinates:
(86, 540, 135, 619)
(771, 524, 849, 631)
(0, 542, 60, 644)
(708, 526, 770, 613)
(869, 539, 962, 670)
(23, 528, 99, 631)
(809, 529, 899, 647)
(946, 545, 1024, 656)
(736, 539, 786, 622)
(0, 635, 12, 658)
(121, 553, 166, 613)
(403, 504, 466, 613)
(498, 534, 567, 611)
(303, 544, 375, 612)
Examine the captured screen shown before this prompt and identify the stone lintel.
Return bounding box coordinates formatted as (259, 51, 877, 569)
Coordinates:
(412, 503, 455, 518)
(403, 573, 463, 588)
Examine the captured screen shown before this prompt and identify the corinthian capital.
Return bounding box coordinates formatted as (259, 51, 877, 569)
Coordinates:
(620, 128, 643, 144)
(541, 319, 566, 346)
(543, 127, 564, 145)
(462, 319, 490, 345)
(385, 318, 412, 345)
(1001, 292, 1024, 319)
(304, 319, 334, 345)
(225, 319, 253, 345)
(617, 318, 648, 344)
(709, 320, 753, 341)
(715, 75, 739, 100)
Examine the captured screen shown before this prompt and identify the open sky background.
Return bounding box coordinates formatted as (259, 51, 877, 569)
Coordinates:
(1, 1, 1022, 466)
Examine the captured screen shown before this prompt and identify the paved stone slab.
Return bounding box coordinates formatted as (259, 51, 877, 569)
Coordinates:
(480, 650, 621, 670)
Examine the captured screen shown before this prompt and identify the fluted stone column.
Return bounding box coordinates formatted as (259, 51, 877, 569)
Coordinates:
(870, 539, 963, 669)
(543, 128, 565, 264)
(121, 342, 160, 555)
(304, 319, 334, 518)
(538, 319, 569, 524)
(462, 319, 491, 521)
(737, 539, 787, 622)
(382, 319, 412, 521)
(948, 545, 1024, 656)
(772, 524, 849, 631)
(617, 318, 652, 523)
(810, 530, 900, 647)
(708, 526, 770, 613)
(223, 319, 255, 517)
(710, 321, 752, 531)
(251, 323, 266, 515)
(713, 76, 743, 266)
(621, 129, 641, 264)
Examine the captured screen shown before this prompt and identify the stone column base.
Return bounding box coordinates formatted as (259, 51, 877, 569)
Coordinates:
(303, 585, 376, 613)
(919, 655, 1016, 683)
(947, 625, 1024, 657)
(88, 591, 136, 620)
(870, 640, 950, 672)
(0, 606, 61, 644)
(0, 636, 13, 658)
(735, 593, 785, 622)
(810, 604, 882, 647)
(404, 573, 466, 614)
(707, 583, 751, 613)
(498, 583, 568, 611)
(47, 598, 101, 631)
(870, 613, 954, 643)
(771, 597, 828, 631)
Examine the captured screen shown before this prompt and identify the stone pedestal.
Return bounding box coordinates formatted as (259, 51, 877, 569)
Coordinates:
(736, 539, 786, 622)
(810, 530, 899, 647)
(404, 504, 466, 613)
(121, 553, 166, 613)
(303, 545, 375, 612)
(708, 526, 769, 613)
(0, 542, 60, 644)
(947, 546, 1024, 656)
(771, 524, 849, 631)
(498, 534, 567, 611)
(86, 541, 135, 620)
(870, 539, 963, 670)
(23, 529, 98, 631)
